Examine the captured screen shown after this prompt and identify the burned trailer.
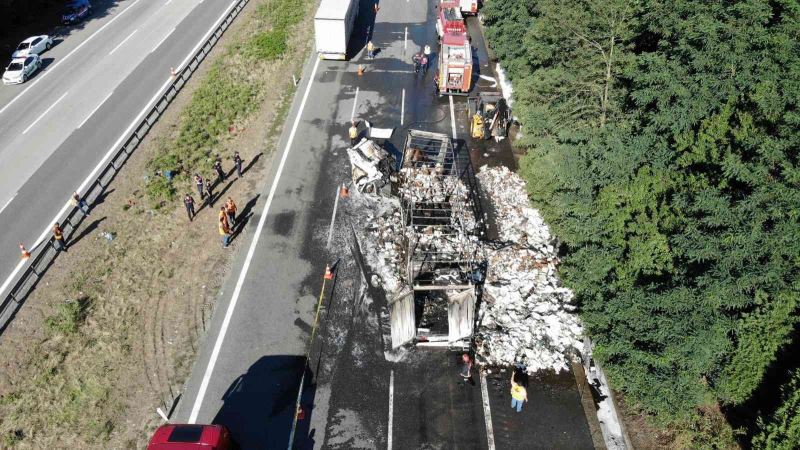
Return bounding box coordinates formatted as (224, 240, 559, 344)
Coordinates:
(388, 130, 484, 349)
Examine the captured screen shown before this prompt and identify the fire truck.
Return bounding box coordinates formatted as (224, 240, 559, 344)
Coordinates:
(436, 32, 473, 96)
(436, 2, 467, 38)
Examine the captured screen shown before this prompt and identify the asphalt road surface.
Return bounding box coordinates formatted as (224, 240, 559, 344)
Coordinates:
(0, 0, 244, 306)
(176, 1, 596, 449)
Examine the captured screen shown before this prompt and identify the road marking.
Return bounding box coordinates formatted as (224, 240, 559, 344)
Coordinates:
(404, 27, 407, 49)
(326, 185, 340, 249)
(109, 29, 138, 55)
(188, 56, 322, 424)
(350, 86, 359, 122)
(388, 369, 394, 450)
(449, 95, 457, 139)
(78, 91, 113, 129)
(23, 92, 67, 134)
(480, 371, 496, 450)
(0, 193, 17, 215)
(151, 28, 175, 54)
(400, 89, 405, 126)
(0, 0, 143, 117)
(0, 0, 243, 301)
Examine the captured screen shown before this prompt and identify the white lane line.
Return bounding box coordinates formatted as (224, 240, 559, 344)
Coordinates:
(0, 0, 143, 117)
(388, 369, 394, 450)
(0, 193, 17, 215)
(326, 186, 340, 249)
(23, 92, 68, 134)
(404, 27, 407, 49)
(480, 371, 496, 450)
(449, 95, 457, 139)
(350, 86, 359, 122)
(400, 89, 405, 126)
(78, 91, 113, 129)
(109, 29, 138, 55)
(0, 0, 243, 301)
(151, 28, 175, 54)
(188, 56, 322, 424)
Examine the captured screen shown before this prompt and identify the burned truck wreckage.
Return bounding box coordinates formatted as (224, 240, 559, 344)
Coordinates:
(350, 130, 582, 371)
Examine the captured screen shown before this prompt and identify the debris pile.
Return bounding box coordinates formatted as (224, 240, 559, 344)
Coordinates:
(361, 198, 406, 294)
(476, 166, 583, 373)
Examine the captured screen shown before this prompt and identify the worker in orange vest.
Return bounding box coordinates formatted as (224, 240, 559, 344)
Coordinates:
(53, 222, 66, 252)
(219, 216, 231, 248)
(218, 206, 230, 229)
(225, 197, 237, 228)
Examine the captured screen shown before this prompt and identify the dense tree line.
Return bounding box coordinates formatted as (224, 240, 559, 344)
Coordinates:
(0, 0, 64, 38)
(482, 0, 800, 445)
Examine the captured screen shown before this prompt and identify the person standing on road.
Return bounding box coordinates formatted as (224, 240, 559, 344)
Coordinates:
(349, 121, 359, 147)
(233, 151, 244, 178)
(460, 353, 473, 384)
(412, 52, 422, 74)
(218, 206, 229, 229)
(184, 194, 196, 221)
(219, 217, 231, 248)
(205, 179, 215, 205)
(367, 40, 375, 59)
(510, 372, 528, 413)
(421, 54, 429, 75)
(225, 197, 237, 228)
(52, 222, 66, 252)
(70, 192, 90, 216)
(194, 174, 205, 200)
(213, 157, 226, 182)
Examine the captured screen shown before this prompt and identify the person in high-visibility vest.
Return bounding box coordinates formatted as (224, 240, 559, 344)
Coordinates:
(349, 121, 359, 147)
(225, 197, 237, 228)
(510, 372, 528, 412)
(219, 217, 231, 248)
(367, 40, 375, 59)
(218, 206, 229, 229)
(53, 222, 66, 252)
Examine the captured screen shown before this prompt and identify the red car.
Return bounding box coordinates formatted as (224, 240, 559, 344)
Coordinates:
(147, 424, 236, 450)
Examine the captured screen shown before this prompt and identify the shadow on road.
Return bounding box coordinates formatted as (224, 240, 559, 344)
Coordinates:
(212, 355, 317, 450)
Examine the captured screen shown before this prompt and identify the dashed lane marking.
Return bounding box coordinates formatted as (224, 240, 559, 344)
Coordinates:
(23, 92, 67, 134)
(0, 193, 17, 216)
(108, 29, 138, 55)
(78, 91, 113, 129)
(401, 88, 405, 126)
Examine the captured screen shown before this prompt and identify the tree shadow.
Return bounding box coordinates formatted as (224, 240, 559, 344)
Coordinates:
(212, 355, 317, 450)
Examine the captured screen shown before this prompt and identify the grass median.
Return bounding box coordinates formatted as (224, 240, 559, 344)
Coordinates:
(0, 0, 313, 447)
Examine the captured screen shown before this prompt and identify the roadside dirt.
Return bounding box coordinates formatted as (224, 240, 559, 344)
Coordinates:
(0, 0, 314, 447)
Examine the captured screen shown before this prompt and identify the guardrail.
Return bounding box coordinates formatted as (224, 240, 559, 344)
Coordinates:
(0, 0, 251, 334)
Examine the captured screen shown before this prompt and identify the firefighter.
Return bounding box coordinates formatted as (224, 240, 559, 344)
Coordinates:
(349, 121, 359, 147)
(218, 206, 229, 229)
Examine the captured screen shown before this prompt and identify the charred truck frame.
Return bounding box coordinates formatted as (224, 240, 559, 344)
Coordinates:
(389, 130, 484, 350)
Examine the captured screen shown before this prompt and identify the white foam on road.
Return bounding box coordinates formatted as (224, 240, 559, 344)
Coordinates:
(188, 56, 322, 424)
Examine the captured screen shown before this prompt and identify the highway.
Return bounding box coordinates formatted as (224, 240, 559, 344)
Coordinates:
(0, 0, 243, 303)
(175, 0, 596, 449)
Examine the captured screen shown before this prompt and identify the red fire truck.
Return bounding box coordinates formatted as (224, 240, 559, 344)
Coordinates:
(436, 2, 467, 38)
(436, 32, 473, 95)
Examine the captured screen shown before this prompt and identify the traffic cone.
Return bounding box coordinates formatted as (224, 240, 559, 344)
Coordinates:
(357, 64, 364, 76)
(323, 264, 334, 280)
(339, 183, 349, 198)
(296, 405, 305, 420)
(19, 243, 30, 259)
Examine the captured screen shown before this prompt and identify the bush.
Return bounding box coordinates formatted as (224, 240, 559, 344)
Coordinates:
(752, 368, 800, 450)
(244, 29, 287, 61)
(46, 298, 91, 335)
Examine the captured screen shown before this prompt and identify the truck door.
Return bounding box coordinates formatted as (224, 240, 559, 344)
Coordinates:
(390, 290, 415, 348)
(448, 289, 475, 342)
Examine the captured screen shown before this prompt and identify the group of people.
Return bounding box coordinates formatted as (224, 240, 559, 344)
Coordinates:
(49, 191, 92, 253)
(412, 44, 432, 75)
(460, 353, 529, 413)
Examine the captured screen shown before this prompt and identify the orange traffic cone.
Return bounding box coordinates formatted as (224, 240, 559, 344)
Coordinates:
(19, 243, 30, 259)
(323, 264, 334, 280)
(339, 183, 349, 198)
(357, 64, 364, 76)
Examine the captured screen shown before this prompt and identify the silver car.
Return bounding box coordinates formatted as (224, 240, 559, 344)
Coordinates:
(12, 35, 53, 58)
(3, 55, 42, 85)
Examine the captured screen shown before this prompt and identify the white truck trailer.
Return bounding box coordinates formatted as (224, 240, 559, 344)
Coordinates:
(314, 0, 359, 60)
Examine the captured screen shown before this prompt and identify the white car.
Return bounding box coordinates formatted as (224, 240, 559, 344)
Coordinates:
(12, 35, 53, 59)
(3, 55, 42, 85)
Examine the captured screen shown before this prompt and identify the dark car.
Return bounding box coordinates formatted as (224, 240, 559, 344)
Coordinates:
(62, 0, 92, 25)
(147, 424, 237, 450)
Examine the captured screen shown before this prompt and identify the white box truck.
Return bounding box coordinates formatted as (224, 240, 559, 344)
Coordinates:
(314, 0, 359, 60)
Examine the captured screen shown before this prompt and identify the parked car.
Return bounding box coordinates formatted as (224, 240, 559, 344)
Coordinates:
(3, 55, 42, 85)
(62, 0, 92, 25)
(12, 35, 53, 58)
(147, 424, 237, 450)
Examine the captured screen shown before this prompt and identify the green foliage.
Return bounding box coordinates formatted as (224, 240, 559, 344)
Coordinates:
(485, 0, 800, 441)
(45, 298, 91, 335)
(752, 368, 800, 449)
(244, 29, 288, 60)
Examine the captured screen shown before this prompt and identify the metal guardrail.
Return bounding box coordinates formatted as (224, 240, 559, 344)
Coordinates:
(0, 0, 251, 334)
